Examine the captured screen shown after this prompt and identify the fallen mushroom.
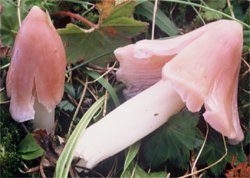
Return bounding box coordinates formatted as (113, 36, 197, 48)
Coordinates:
(6, 6, 66, 132)
(74, 20, 244, 169)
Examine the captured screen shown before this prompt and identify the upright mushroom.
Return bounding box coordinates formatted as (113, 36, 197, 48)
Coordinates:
(6, 6, 66, 132)
(74, 20, 244, 169)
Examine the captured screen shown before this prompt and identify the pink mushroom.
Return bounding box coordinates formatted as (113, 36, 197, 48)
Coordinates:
(6, 6, 66, 132)
(74, 20, 244, 169)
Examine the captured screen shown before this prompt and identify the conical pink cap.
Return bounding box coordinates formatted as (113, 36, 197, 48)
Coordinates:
(6, 6, 66, 122)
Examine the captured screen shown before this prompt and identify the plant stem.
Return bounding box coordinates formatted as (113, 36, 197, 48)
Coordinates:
(33, 99, 55, 133)
(151, 0, 159, 40)
(68, 77, 89, 135)
(55, 11, 98, 29)
(17, 0, 21, 27)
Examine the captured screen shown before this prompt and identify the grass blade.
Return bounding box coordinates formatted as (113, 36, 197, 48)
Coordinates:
(162, 0, 250, 29)
(135, 1, 179, 36)
(85, 70, 120, 107)
(121, 142, 141, 178)
(55, 96, 105, 178)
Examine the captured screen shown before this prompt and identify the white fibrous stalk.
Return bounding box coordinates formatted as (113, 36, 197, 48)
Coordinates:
(74, 80, 184, 168)
(33, 99, 55, 133)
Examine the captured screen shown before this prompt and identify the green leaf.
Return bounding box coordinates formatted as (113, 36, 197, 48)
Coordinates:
(226, 143, 247, 165)
(58, 100, 75, 112)
(64, 82, 76, 97)
(20, 149, 44, 160)
(135, 1, 179, 36)
(198, 130, 227, 176)
(121, 142, 141, 177)
(122, 161, 167, 178)
(200, 0, 226, 21)
(149, 171, 167, 177)
(1, 0, 21, 46)
(122, 162, 147, 178)
(135, 0, 148, 6)
(201, 11, 223, 21)
(204, 0, 226, 10)
(99, 0, 134, 22)
(58, 1, 147, 65)
(142, 111, 203, 169)
(243, 30, 250, 46)
(1, 0, 51, 46)
(85, 70, 120, 107)
(0, 90, 8, 103)
(17, 133, 44, 160)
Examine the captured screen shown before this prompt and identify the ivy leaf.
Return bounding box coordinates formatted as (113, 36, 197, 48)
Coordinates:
(142, 111, 203, 169)
(58, 0, 147, 65)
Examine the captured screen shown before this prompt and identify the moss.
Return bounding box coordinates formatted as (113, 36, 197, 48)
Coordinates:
(0, 106, 24, 177)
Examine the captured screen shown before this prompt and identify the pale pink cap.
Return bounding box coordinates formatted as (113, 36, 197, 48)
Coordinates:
(162, 20, 244, 142)
(6, 6, 66, 122)
(115, 20, 225, 98)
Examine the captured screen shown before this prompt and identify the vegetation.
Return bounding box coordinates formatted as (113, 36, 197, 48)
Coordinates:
(0, 0, 249, 177)
(0, 107, 23, 177)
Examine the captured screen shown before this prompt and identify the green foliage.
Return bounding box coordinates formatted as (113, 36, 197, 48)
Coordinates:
(0, 107, 23, 177)
(226, 143, 247, 165)
(200, 0, 226, 21)
(121, 142, 167, 177)
(1, 0, 23, 46)
(58, 0, 147, 65)
(198, 130, 227, 176)
(142, 111, 203, 169)
(135, 1, 179, 36)
(122, 161, 167, 178)
(56, 96, 105, 178)
(121, 142, 141, 177)
(85, 70, 120, 106)
(191, 128, 247, 176)
(58, 100, 76, 112)
(64, 82, 77, 98)
(18, 133, 44, 160)
(25, 0, 57, 11)
(231, 0, 250, 23)
(1, 0, 57, 46)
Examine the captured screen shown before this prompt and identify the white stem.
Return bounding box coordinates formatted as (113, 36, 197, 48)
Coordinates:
(74, 80, 185, 168)
(33, 99, 55, 133)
